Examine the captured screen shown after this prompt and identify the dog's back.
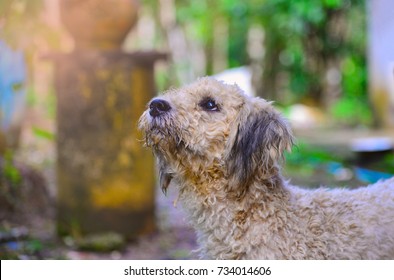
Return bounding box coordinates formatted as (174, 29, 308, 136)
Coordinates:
(287, 178, 394, 259)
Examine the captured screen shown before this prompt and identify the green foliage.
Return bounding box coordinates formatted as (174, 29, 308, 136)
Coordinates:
(26, 86, 57, 120)
(2, 150, 21, 185)
(371, 153, 394, 174)
(25, 239, 44, 254)
(284, 141, 352, 187)
(142, 0, 369, 124)
(26, 86, 38, 107)
(383, 154, 394, 174)
(75, 232, 125, 252)
(330, 96, 372, 126)
(0, 150, 22, 207)
(149, 0, 251, 74)
(253, 0, 367, 105)
(284, 142, 337, 180)
(286, 141, 339, 167)
(32, 127, 55, 141)
(252, 0, 368, 124)
(0, 237, 47, 259)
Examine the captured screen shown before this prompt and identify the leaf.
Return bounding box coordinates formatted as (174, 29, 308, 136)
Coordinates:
(324, 0, 343, 8)
(32, 127, 55, 141)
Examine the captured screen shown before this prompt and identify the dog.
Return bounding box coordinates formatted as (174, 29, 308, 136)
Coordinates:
(139, 77, 394, 259)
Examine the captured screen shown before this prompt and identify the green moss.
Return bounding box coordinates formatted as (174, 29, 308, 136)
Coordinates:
(75, 232, 125, 252)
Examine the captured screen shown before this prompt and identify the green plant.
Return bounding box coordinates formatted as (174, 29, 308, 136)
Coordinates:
(330, 96, 372, 126)
(254, 0, 367, 105)
(0, 150, 22, 207)
(32, 127, 55, 141)
(285, 141, 339, 167)
(368, 153, 394, 174)
(142, 0, 370, 124)
(25, 239, 44, 254)
(1, 150, 21, 185)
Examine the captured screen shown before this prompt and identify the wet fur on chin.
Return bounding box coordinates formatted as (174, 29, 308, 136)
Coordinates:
(139, 77, 394, 260)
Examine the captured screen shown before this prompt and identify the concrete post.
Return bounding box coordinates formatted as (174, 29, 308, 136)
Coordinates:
(53, 51, 165, 238)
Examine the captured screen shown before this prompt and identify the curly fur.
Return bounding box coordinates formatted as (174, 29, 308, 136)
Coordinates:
(139, 77, 394, 259)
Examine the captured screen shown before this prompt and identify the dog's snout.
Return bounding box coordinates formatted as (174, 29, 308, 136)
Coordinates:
(149, 99, 172, 117)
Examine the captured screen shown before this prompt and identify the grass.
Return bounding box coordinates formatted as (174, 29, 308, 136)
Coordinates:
(284, 141, 394, 188)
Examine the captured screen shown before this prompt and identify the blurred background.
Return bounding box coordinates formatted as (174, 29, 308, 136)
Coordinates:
(1, 0, 394, 259)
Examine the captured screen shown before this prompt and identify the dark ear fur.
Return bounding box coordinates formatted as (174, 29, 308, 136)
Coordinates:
(227, 106, 293, 190)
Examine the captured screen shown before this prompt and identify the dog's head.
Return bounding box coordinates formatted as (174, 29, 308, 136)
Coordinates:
(139, 77, 293, 194)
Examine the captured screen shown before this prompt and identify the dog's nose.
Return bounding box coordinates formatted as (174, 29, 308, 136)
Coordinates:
(149, 99, 172, 117)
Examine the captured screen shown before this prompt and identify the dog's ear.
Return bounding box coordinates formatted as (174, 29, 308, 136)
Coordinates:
(227, 102, 293, 191)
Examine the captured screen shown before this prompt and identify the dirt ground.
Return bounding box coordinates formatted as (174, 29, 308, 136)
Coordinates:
(0, 160, 199, 260)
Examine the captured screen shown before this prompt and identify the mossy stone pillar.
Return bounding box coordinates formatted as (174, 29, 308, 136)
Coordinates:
(53, 51, 165, 238)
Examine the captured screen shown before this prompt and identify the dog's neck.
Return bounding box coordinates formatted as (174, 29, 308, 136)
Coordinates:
(176, 153, 286, 198)
(169, 148, 289, 211)
(176, 167, 290, 259)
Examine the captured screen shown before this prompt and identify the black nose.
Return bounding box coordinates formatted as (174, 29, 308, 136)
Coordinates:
(149, 99, 171, 117)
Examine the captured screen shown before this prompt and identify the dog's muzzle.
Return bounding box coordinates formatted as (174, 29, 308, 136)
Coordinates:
(149, 99, 172, 117)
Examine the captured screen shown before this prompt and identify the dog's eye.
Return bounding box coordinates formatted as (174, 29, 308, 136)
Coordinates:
(199, 98, 219, 112)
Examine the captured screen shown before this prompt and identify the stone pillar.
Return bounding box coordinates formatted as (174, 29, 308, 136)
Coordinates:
(53, 51, 165, 238)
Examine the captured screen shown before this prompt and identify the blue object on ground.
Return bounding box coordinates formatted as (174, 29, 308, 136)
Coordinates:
(0, 40, 27, 131)
(326, 162, 343, 174)
(5, 241, 22, 251)
(354, 167, 393, 184)
(326, 161, 392, 184)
